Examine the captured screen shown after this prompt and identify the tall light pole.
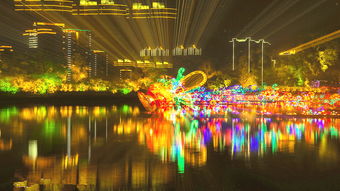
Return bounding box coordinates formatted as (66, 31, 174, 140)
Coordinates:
(258, 39, 270, 86)
(261, 40, 264, 86)
(230, 38, 235, 71)
(247, 37, 251, 73)
(229, 37, 248, 72)
(229, 37, 270, 85)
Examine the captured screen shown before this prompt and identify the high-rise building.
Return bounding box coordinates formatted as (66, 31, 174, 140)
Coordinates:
(73, 0, 128, 16)
(140, 47, 170, 57)
(92, 50, 110, 78)
(119, 69, 132, 81)
(22, 22, 66, 66)
(14, 0, 72, 13)
(0, 45, 14, 64)
(62, 28, 92, 81)
(22, 23, 93, 81)
(130, 2, 176, 19)
(113, 59, 173, 69)
(0, 45, 14, 53)
(13, 0, 177, 19)
(172, 45, 202, 56)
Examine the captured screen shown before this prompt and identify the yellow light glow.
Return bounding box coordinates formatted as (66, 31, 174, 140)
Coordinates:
(132, 12, 177, 15)
(35, 22, 65, 27)
(0, 45, 12, 48)
(45, 0, 73, 2)
(120, 69, 132, 72)
(152, 2, 165, 9)
(37, 32, 57, 35)
(279, 29, 340, 56)
(15, 8, 71, 12)
(71, 8, 126, 12)
(24, 29, 36, 32)
(73, 13, 127, 15)
(37, 28, 53, 31)
(14, 4, 72, 8)
(132, 3, 149, 10)
(131, 16, 177, 19)
(93, 50, 104, 53)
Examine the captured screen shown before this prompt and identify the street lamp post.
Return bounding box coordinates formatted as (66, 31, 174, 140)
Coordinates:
(231, 38, 235, 71)
(258, 39, 270, 86)
(229, 37, 252, 73)
(229, 37, 270, 86)
(247, 37, 251, 73)
(261, 40, 264, 86)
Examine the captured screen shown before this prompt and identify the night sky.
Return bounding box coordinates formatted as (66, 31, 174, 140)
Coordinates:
(1, 0, 339, 65)
(203, 0, 340, 63)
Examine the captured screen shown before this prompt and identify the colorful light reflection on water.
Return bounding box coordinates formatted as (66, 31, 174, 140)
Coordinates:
(0, 105, 340, 191)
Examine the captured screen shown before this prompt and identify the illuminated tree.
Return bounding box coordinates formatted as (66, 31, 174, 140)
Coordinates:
(274, 40, 339, 86)
(239, 72, 257, 88)
(318, 48, 337, 72)
(207, 72, 232, 90)
(198, 61, 221, 79)
(238, 55, 257, 87)
(71, 53, 89, 82)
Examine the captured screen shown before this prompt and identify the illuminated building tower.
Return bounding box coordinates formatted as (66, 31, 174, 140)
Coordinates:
(119, 69, 132, 81)
(92, 50, 109, 78)
(113, 58, 173, 81)
(23, 22, 65, 49)
(113, 59, 135, 67)
(172, 45, 202, 56)
(14, 0, 72, 13)
(72, 0, 128, 16)
(12, 0, 177, 20)
(22, 22, 66, 68)
(62, 29, 92, 82)
(140, 47, 169, 57)
(0, 45, 14, 64)
(0, 45, 14, 53)
(105, 53, 109, 77)
(114, 59, 173, 69)
(65, 31, 72, 81)
(130, 2, 177, 19)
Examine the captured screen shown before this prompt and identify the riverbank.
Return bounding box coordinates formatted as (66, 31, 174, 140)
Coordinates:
(0, 92, 140, 106)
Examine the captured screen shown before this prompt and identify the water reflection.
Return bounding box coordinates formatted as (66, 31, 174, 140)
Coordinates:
(0, 105, 339, 190)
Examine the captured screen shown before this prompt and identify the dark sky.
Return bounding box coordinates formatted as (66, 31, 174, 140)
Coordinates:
(204, 0, 340, 61)
(1, 0, 339, 64)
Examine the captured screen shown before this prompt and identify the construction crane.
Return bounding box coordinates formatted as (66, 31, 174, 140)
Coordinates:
(279, 29, 340, 55)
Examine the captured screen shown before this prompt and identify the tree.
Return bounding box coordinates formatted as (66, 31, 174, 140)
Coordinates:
(274, 41, 339, 86)
(238, 55, 257, 87)
(198, 61, 221, 79)
(71, 53, 88, 82)
(318, 49, 337, 72)
(207, 72, 232, 90)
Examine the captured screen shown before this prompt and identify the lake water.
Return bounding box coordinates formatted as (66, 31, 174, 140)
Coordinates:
(0, 104, 339, 191)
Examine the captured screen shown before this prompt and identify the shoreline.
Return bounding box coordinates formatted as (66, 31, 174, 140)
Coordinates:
(0, 92, 140, 106)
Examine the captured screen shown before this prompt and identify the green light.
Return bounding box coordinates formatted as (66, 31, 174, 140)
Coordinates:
(0, 78, 18, 94)
(177, 152, 185, 174)
(176, 67, 186, 81)
(0, 107, 19, 123)
(44, 119, 56, 136)
(271, 131, 277, 153)
(120, 88, 131, 95)
(121, 105, 130, 114)
(329, 127, 339, 138)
